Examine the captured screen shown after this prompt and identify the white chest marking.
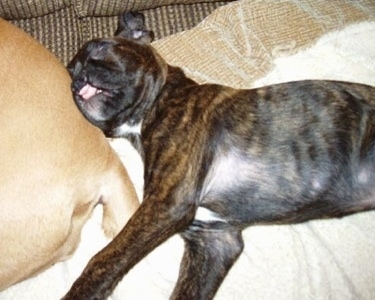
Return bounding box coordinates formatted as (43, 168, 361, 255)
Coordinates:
(194, 207, 227, 223)
(114, 122, 142, 136)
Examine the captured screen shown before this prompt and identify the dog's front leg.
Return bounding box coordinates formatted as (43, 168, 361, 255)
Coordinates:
(62, 195, 196, 300)
(171, 223, 244, 300)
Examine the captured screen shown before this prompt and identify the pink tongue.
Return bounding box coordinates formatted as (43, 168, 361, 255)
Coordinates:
(79, 83, 98, 100)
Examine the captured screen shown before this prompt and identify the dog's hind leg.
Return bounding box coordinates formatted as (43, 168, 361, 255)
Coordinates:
(171, 223, 244, 300)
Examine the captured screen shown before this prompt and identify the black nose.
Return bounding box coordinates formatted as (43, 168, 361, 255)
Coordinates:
(72, 77, 87, 93)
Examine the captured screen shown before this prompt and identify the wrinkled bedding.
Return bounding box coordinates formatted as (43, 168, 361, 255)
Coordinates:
(2, 0, 375, 299)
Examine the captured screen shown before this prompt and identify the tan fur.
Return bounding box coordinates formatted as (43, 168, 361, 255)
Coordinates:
(0, 19, 139, 290)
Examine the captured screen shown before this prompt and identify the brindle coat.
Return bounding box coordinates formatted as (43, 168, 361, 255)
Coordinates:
(63, 12, 375, 300)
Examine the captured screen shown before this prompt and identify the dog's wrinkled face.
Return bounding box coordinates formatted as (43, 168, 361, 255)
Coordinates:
(68, 36, 167, 135)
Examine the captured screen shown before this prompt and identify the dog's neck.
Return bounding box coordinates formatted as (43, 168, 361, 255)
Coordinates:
(111, 65, 197, 160)
(164, 65, 197, 90)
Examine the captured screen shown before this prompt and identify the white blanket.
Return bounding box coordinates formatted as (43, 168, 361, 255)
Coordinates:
(2, 7, 375, 300)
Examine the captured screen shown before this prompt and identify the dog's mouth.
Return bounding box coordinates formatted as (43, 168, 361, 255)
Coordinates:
(76, 82, 114, 101)
(79, 83, 103, 100)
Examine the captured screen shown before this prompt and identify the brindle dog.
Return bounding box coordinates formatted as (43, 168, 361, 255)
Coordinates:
(63, 12, 375, 300)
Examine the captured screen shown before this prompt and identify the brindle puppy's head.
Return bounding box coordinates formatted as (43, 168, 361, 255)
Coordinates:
(68, 12, 168, 136)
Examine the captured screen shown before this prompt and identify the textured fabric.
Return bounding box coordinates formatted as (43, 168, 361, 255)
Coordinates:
(153, 0, 375, 88)
(83, 2, 232, 42)
(80, 0, 227, 17)
(0, 0, 223, 19)
(0, 0, 70, 19)
(9, 6, 81, 66)
(8, 1, 231, 65)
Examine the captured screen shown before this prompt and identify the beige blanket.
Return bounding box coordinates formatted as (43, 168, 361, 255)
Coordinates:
(2, 0, 375, 299)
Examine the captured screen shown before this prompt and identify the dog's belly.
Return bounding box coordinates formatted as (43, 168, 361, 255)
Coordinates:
(189, 81, 375, 227)
(196, 147, 375, 227)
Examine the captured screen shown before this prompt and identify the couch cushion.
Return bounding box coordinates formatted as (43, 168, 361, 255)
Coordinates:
(78, 0, 229, 17)
(9, 5, 81, 66)
(8, 1, 230, 66)
(0, 0, 230, 19)
(0, 0, 71, 19)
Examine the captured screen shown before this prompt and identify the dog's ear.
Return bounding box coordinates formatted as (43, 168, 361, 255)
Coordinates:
(115, 12, 154, 44)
